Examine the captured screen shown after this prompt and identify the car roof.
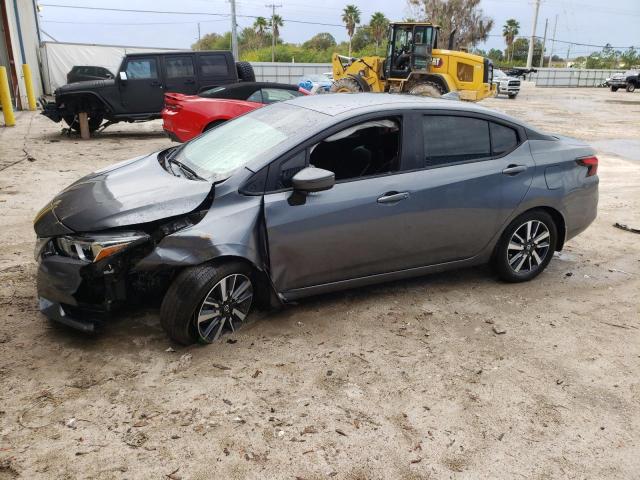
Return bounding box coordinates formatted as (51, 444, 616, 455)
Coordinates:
(284, 92, 502, 117)
(281, 93, 545, 134)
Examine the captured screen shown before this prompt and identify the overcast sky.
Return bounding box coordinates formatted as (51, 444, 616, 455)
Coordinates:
(39, 0, 639, 57)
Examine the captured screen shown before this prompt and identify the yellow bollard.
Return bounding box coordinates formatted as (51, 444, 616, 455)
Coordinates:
(22, 64, 37, 111)
(0, 66, 16, 126)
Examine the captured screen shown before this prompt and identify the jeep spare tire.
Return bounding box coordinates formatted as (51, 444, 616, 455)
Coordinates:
(236, 62, 256, 82)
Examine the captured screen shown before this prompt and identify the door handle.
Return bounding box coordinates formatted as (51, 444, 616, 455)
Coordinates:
(502, 164, 527, 175)
(377, 191, 410, 204)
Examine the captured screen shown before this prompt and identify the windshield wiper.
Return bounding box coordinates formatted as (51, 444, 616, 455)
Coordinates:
(167, 157, 205, 181)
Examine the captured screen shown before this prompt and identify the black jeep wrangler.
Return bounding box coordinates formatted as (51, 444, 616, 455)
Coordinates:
(41, 51, 255, 132)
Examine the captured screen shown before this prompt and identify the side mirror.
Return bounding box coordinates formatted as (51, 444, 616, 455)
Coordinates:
(292, 167, 335, 193)
(118, 71, 128, 83)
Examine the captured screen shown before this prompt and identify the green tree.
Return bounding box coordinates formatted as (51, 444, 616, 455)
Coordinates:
(487, 48, 504, 63)
(510, 38, 542, 65)
(342, 4, 361, 57)
(350, 26, 372, 52)
(619, 47, 639, 68)
(369, 12, 389, 54)
(303, 32, 337, 51)
(407, 0, 493, 49)
(502, 18, 520, 63)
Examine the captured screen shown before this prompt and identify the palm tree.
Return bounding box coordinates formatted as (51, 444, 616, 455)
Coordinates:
(342, 4, 361, 57)
(502, 19, 520, 64)
(269, 14, 284, 62)
(369, 12, 389, 55)
(271, 14, 284, 42)
(253, 16, 269, 37)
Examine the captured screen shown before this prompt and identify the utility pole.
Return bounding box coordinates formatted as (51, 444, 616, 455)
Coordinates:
(230, 0, 239, 61)
(539, 18, 548, 67)
(197, 22, 201, 49)
(266, 3, 282, 62)
(547, 14, 558, 67)
(566, 43, 571, 67)
(526, 0, 541, 69)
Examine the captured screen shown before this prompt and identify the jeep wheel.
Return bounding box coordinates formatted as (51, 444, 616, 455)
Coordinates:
(610, 86, 618, 92)
(63, 114, 104, 133)
(626, 83, 636, 93)
(236, 61, 256, 82)
(407, 81, 443, 98)
(330, 78, 363, 93)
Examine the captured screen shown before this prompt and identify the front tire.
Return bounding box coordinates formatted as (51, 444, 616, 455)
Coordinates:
(493, 210, 557, 283)
(330, 77, 363, 93)
(626, 83, 636, 93)
(508, 93, 518, 99)
(160, 262, 254, 345)
(407, 81, 443, 98)
(610, 85, 619, 92)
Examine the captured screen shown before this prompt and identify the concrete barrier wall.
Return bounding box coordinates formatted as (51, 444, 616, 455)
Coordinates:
(250, 62, 332, 84)
(529, 68, 624, 88)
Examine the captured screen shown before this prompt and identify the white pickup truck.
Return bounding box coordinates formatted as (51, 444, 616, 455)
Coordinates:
(492, 69, 521, 99)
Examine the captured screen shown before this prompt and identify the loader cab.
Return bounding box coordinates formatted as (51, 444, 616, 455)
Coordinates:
(384, 23, 439, 80)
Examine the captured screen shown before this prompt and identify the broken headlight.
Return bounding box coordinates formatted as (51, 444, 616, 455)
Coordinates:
(34, 237, 55, 261)
(53, 232, 149, 263)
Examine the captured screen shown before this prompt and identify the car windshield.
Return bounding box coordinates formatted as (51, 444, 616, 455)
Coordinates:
(302, 74, 330, 82)
(494, 70, 507, 78)
(172, 103, 328, 181)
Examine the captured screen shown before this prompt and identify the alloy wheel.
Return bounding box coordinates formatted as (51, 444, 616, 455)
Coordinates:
(194, 273, 253, 343)
(506, 220, 551, 274)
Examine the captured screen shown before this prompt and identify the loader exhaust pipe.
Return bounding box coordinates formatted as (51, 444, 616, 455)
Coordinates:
(448, 29, 457, 50)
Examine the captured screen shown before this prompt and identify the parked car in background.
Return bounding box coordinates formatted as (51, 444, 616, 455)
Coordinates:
(41, 51, 255, 133)
(492, 69, 521, 99)
(67, 66, 114, 84)
(298, 73, 333, 94)
(608, 70, 639, 92)
(34, 94, 598, 345)
(163, 82, 306, 142)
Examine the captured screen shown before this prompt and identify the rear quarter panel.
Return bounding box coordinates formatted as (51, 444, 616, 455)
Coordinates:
(523, 137, 598, 242)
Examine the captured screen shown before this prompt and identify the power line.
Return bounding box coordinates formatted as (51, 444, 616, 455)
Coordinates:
(39, 3, 345, 27)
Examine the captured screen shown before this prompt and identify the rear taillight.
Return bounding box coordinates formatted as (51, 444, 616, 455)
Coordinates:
(576, 155, 598, 177)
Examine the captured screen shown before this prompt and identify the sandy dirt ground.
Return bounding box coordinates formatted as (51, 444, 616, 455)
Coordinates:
(0, 84, 639, 479)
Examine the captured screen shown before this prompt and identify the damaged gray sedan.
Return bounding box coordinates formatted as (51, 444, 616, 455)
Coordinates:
(34, 94, 598, 344)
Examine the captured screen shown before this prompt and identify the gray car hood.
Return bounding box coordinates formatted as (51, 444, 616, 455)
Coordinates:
(34, 152, 212, 236)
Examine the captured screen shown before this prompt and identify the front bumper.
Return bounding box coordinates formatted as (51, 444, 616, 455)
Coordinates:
(40, 97, 63, 122)
(37, 253, 114, 332)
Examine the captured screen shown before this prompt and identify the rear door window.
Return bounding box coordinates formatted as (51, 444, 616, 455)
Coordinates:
(490, 122, 519, 156)
(422, 115, 490, 167)
(199, 54, 230, 77)
(165, 56, 195, 78)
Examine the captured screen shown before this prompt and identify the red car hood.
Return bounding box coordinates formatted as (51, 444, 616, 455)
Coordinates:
(164, 92, 262, 109)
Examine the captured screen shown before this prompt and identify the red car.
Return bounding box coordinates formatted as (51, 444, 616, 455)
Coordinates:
(162, 82, 306, 142)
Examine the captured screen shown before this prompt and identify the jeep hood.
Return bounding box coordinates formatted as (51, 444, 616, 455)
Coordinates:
(34, 152, 212, 236)
(56, 78, 116, 95)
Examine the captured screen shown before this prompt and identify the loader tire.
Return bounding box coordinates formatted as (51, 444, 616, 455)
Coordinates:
(330, 77, 363, 93)
(407, 81, 443, 98)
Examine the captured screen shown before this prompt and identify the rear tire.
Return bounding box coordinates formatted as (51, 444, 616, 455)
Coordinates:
(160, 262, 255, 345)
(63, 113, 104, 133)
(407, 81, 443, 98)
(493, 210, 557, 283)
(626, 83, 636, 93)
(330, 77, 363, 93)
(236, 61, 256, 82)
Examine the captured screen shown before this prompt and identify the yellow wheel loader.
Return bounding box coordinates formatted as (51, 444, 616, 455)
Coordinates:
(331, 22, 496, 101)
